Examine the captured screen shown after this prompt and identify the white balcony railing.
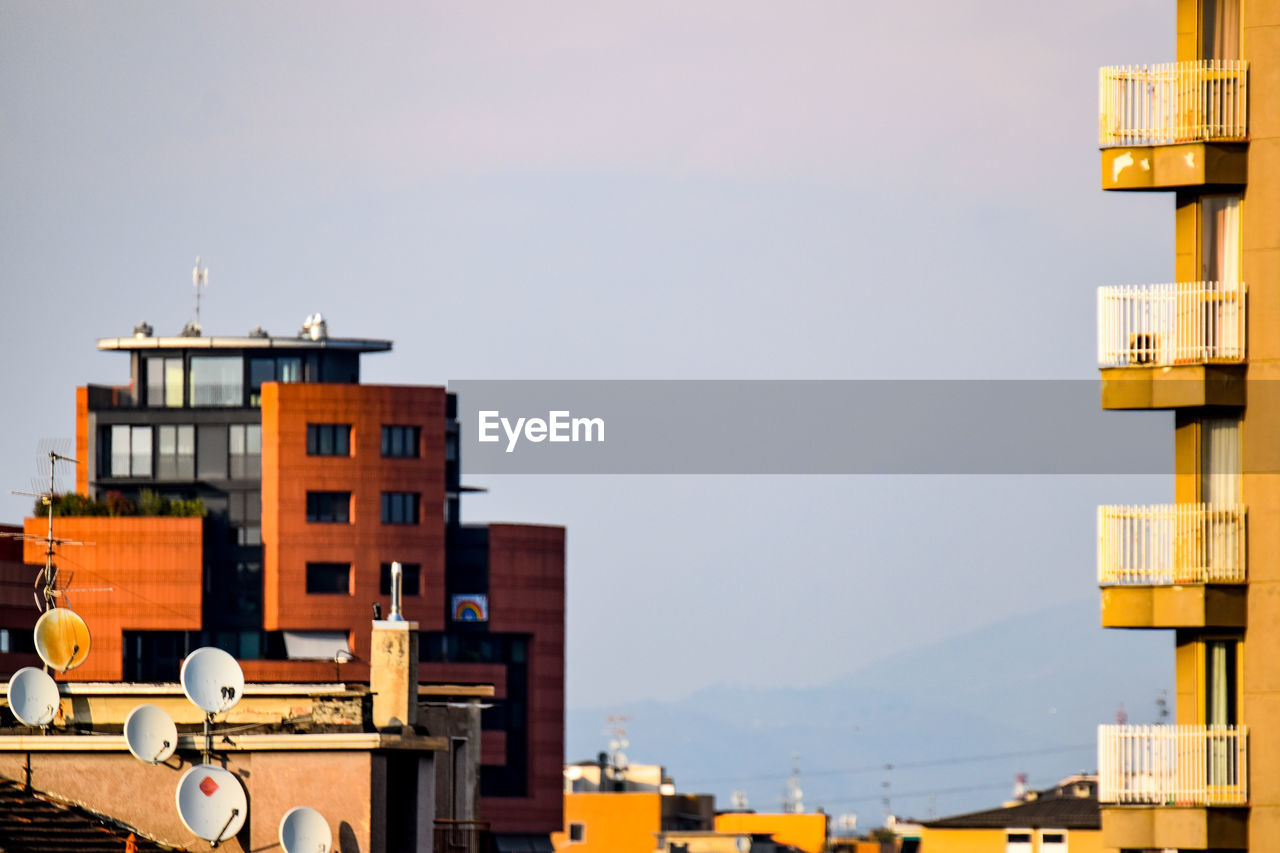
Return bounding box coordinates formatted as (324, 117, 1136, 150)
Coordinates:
(1097, 282, 1245, 367)
(1099, 724, 1248, 806)
(1099, 504, 1246, 585)
(1100, 61, 1248, 147)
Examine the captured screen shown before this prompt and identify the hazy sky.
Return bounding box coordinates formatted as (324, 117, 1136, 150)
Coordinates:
(2, 2, 1177, 714)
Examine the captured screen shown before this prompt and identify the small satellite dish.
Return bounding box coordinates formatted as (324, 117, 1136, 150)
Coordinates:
(6, 667, 60, 728)
(181, 647, 245, 714)
(279, 806, 332, 853)
(34, 607, 91, 672)
(125, 703, 178, 764)
(176, 764, 248, 844)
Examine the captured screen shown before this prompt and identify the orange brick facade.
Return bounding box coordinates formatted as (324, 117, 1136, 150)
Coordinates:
(260, 382, 447, 659)
(19, 516, 203, 681)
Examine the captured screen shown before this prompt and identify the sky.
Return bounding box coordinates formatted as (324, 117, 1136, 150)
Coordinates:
(2, 2, 1177, 726)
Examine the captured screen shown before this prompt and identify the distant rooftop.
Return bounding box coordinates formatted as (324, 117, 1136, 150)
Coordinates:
(924, 775, 1099, 831)
(97, 334, 392, 354)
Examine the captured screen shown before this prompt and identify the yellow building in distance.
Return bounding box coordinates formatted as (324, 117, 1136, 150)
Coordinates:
(1093, 0, 1274, 850)
(920, 775, 1102, 853)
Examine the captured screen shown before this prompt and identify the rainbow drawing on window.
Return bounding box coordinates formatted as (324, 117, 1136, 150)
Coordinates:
(451, 594, 489, 622)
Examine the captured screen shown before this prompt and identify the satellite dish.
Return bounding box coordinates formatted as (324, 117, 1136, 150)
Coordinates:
(176, 764, 248, 844)
(6, 667, 60, 727)
(279, 806, 332, 853)
(125, 703, 178, 764)
(181, 647, 244, 714)
(34, 607, 91, 672)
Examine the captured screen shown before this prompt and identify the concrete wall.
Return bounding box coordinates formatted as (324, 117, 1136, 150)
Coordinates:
(0, 747, 403, 852)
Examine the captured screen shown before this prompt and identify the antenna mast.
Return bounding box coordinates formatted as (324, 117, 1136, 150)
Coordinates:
(36, 451, 78, 611)
(192, 256, 209, 333)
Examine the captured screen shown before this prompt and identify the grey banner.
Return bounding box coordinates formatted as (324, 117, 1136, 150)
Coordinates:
(446, 380, 1189, 474)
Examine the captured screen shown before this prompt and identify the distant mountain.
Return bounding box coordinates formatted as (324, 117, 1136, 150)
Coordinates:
(568, 598, 1170, 825)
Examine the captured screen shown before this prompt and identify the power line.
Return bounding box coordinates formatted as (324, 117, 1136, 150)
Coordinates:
(684, 742, 1094, 787)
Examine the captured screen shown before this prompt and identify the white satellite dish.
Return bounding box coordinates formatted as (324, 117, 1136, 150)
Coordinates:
(125, 703, 178, 764)
(176, 763, 248, 845)
(6, 667, 59, 728)
(34, 607, 91, 672)
(279, 805, 332, 853)
(181, 647, 245, 714)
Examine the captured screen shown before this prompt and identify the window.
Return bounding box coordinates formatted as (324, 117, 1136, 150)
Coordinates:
(306, 491, 351, 523)
(249, 356, 303, 406)
(307, 424, 351, 456)
(146, 356, 184, 407)
(1200, 417, 1240, 505)
(306, 563, 350, 594)
(229, 492, 262, 546)
(1202, 195, 1240, 285)
(156, 425, 195, 479)
(381, 492, 419, 525)
(380, 563, 421, 596)
(197, 423, 229, 480)
(189, 356, 244, 407)
(1005, 832, 1032, 853)
(568, 823, 585, 843)
(109, 425, 153, 477)
(381, 425, 421, 458)
(229, 424, 262, 479)
(1040, 832, 1066, 853)
(1202, 0, 1240, 60)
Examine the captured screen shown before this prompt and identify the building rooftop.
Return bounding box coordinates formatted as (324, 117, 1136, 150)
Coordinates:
(96, 334, 392, 353)
(923, 776, 1099, 831)
(0, 778, 176, 852)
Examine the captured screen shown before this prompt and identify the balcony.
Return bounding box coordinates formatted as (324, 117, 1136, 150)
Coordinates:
(1099, 61, 1248, 190)
(1098, 504, 1246, 628)
(1097, 282, 1246, 409)
(1099, 725, 1248, 849)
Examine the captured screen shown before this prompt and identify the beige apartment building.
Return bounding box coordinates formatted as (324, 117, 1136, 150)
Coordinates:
(1094, 1, 1280, 850)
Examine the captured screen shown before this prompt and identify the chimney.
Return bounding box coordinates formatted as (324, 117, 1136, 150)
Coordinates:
(370, 565, 418, 728)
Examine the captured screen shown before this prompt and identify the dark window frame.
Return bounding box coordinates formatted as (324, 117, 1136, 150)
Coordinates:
(306, 491, 351, 523)
(306, 423, 352, 457)
(305, 562, 351, 594)
(381, 492, 420, 525)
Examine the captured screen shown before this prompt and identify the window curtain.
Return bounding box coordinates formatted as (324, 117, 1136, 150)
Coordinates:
(1200, 417, 1241, 505)
(1202, 195, 1241, 285)
(1203, 0, 1241, 61)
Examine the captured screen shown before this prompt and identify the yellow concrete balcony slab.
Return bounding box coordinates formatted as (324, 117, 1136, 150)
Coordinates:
(1100, 364, 1245, 409)
(1100, 584, 1246, 628)
(1102, 806, 1248, 850)
(1101, 141, 1246, 190)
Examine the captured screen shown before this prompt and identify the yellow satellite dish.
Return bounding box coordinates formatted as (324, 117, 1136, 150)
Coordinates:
(33, 608, 91, 672)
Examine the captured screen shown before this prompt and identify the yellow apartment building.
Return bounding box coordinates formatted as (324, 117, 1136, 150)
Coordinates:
(1094, 0, 1278, 850)
(920, 776, 1102, 853)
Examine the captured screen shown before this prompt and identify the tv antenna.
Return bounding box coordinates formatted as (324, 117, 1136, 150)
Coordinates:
(605, 713, 631, 775)
(5, 450, 95, 630)
(192, 256, 209, 334)
(782, 753, 804, 814)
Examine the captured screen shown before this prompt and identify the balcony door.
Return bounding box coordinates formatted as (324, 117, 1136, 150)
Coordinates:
(1199, 195, 1243, 360)
(1202, 0, 1241, 61)
(1200, 417, 1240, 574)
(1204, 638, 1240, 790)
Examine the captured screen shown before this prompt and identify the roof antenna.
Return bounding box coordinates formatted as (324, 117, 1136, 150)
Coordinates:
(185, 256, 209, 337)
